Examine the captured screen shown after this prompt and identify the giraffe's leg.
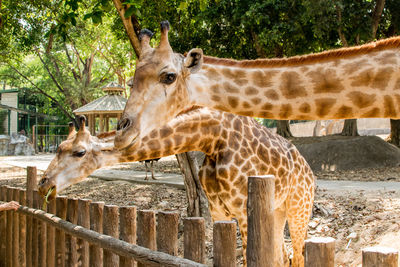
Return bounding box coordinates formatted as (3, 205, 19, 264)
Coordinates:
(144, 161, 149, 180)
(274, 205, 289, 267)
(198, 158, 231, 221)
(286, 174, 315, 267)
(151, 160, 157, 180)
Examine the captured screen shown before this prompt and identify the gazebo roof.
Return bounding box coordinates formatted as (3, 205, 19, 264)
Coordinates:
(73, 94, 127, 115)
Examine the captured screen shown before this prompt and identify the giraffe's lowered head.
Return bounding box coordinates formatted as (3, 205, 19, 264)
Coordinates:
(115, 20, 203, 149)
(38, 116, 115, 201)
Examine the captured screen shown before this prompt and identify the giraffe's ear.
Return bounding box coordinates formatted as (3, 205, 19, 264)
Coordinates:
(184, 48, 203, 73)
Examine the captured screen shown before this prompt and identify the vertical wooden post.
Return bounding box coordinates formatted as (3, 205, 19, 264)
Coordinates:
(6, 187, 13, 267)
(89, 201, 104, 267)
(213, 221, 237, 267)
(362, 247, 398, 267)
(183, 217, 206, 264)
(77, 199, 91, 267)
(157, 211, 179, 256)
(12, 188, 20, 267)
(65, 198, 78, 266)
(305, 237, 335, 267)
(46, 199, 56, 267)
(32, 191, 39, 267)
(247, 175, 275, 267)
(55, 196, 67, 267)
(137, 210, 156, 267)
(26, 166, 36, 267)
(38, 191, 47, 267)
(119, 206, 137, 267)
(99, 114, 104, 133)
(0, 186, 7, 266)
(19, 189, 27, 267)
(103, 205, 119, 266)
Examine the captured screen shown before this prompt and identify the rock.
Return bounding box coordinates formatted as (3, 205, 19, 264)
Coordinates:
(292, 136, 400, 171)
(0, 133, 35, 156)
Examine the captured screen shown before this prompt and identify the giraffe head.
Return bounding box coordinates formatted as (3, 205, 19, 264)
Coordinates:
(37, 116, 114, 201)
(115, 21, 203, 149)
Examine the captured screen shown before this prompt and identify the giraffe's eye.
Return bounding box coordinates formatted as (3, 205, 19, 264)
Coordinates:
(160, 72, 177, 85)
(72, 150, 86, 157)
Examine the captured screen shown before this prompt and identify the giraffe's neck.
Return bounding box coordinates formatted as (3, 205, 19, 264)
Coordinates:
(121, 107, 224, 162)
(188, 43, 400, 120)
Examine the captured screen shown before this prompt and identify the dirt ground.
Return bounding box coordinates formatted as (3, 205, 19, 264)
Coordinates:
(2, 161, 400, 266)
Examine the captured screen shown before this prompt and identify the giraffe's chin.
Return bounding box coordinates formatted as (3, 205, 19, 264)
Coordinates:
(114, 130, 138, 150)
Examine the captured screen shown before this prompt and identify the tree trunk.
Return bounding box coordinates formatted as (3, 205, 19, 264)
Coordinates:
(112, 0, 142, 58)
(341, 119, 359, 136)
(175, 152, 211, 221)
(387, 119, 400, 147)
(276, 120, 293, 138)
(371, 0, 386, 39)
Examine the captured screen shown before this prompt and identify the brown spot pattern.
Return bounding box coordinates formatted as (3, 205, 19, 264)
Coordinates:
(228, 96, 239, 109)
(245, 86, 259, 95)
(362, 108, 380, 117)
(279, 104, 293, 119)
(251, 97, 261, 105)
(280, 71, 308, 99)
(308, 68, 345, 94)
(299, 103, 311, 113)
(384, 95, 397, 117)
(315, 98, 336, 117)
(224, 82, 241, 95)
(264, 90, 279, 100)
(335, 106, 353, 118)
(252, 70, 277, 88)
(347, 92, 376, 108)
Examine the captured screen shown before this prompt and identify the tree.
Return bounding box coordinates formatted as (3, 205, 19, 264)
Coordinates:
(0, 0, 133, 122)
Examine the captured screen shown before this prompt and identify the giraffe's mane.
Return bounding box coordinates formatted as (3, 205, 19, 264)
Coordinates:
(203, 36, 400, 68)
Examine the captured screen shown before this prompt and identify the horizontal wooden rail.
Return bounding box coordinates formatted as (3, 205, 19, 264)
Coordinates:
(16, 206, 206, 267)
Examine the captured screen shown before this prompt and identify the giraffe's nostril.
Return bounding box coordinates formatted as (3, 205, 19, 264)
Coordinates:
(38, 178, 48, 186)
(117, 118, 131, 131)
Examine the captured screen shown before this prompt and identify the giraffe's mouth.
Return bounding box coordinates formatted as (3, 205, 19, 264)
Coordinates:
(121, 136, 138, 151)
(114, 127, 139, 150)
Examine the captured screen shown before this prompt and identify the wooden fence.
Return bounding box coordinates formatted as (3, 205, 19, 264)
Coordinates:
(0, 168, 399, 267)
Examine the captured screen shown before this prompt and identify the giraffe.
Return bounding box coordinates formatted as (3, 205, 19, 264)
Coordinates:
(114, 20, 400, 149)
(38, 108, 315, 267)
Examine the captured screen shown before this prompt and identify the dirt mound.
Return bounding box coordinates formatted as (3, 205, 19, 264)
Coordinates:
(291, 135, 400, 171)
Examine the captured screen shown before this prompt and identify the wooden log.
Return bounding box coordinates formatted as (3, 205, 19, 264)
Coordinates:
(66, 198, 78, 266)
(77, 199, 91, 267)
(19, 190, 27, 267)
(157, 211, 179, 256)
(38, 191, 47, 267)
(55, 196, 68, 267)
(213, 221, 236, 267)
(305, 237, 335, 267)
(0, 187, 7, 266)
(362, 246, 398, 267)
(26, 166, 36, 267)
(16, 206, 206, 267)
(119, 206, 137, 267)
(6, 187, 13, 267)
(183, 217, 206, 264)
(103, 205, 120, 266)
(89, 202, 104, 267)
(12, 188, 20, 267)
(137, 210, 156, 267)
(247, 175, 275, 267)
(46, 199, 56, 267)
(31, 191, 40, 267)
